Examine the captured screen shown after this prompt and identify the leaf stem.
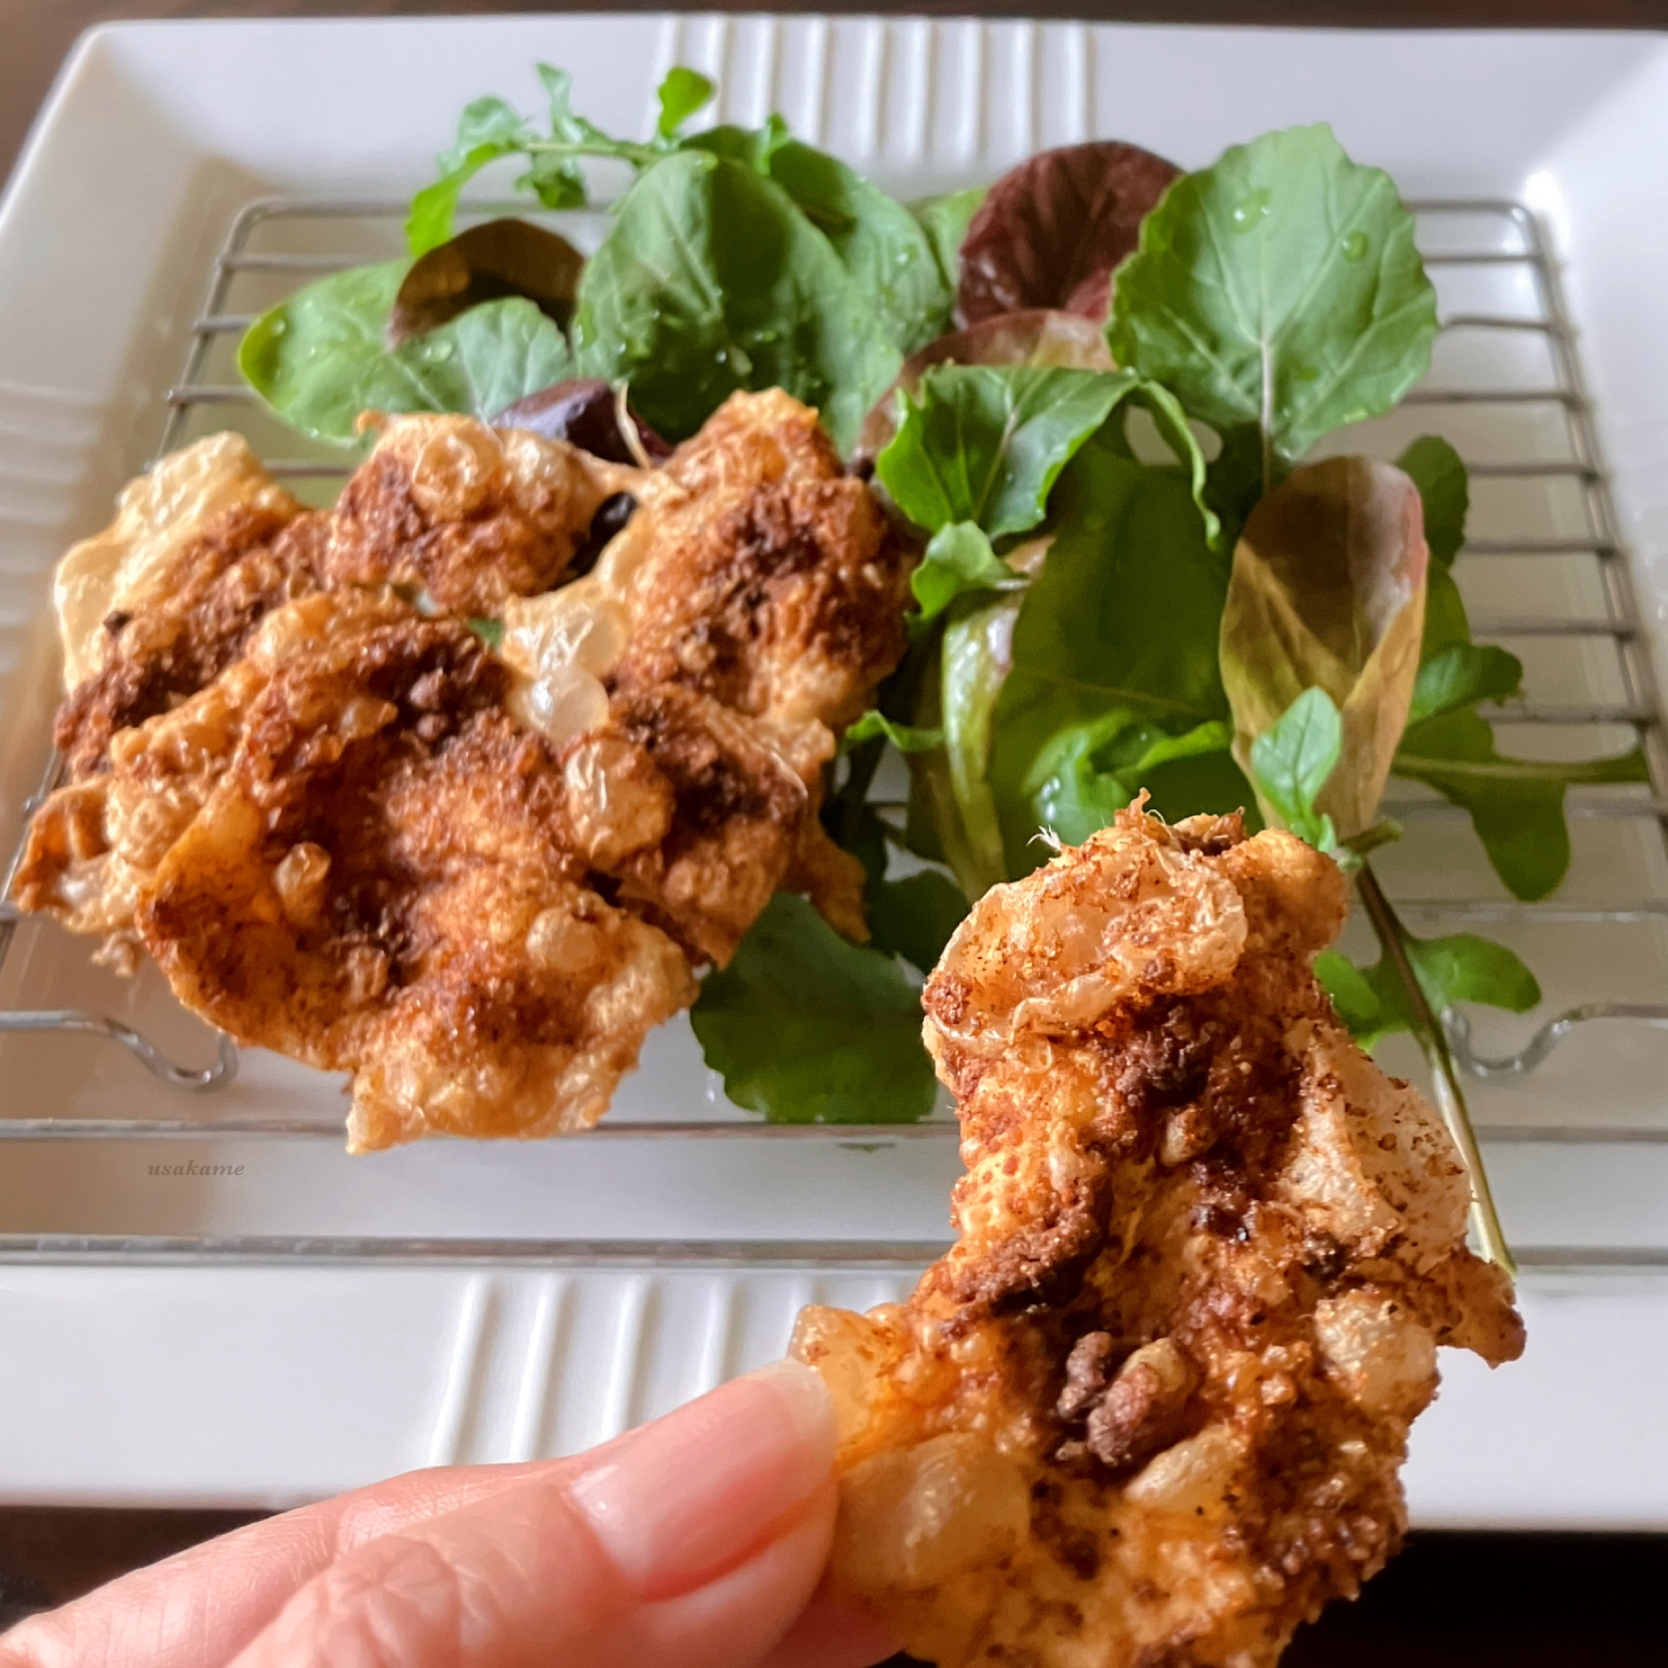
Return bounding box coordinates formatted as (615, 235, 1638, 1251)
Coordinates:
(1355, 861, 1516, 1275)
(524, 137, 662, 169)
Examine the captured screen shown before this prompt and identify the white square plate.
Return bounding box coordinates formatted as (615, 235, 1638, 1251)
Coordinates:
(1, 13, 1667, 1521)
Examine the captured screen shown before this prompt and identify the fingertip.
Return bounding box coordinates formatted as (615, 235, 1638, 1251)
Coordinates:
(568, 1361, 839, 1600)
(740, 1357, 839, 1469)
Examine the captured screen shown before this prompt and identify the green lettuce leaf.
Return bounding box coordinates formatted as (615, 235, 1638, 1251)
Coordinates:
(1249, 687, 1342, 851)
(762, 141, 955, 355)
(876, 365, 1139, 538)
(239, 264, 572, 446)
(1315, 932, 1541, 1052)
(912, 187, 987, 288)
(690, 893, 937, 1123)
(939, 595, 1022, 896)
(988, 432, 1230, 872)
(842, 711, 943, 753)
(1030, 716, 1240, 847)
(910, 522, 1024, 624)
(571, 148, 900, 449)
(1220, 455, 1428, 839)
(1108, 124, 1438, 492)
(1389, 434, 1645, 899)
(867, 869, 969, 976)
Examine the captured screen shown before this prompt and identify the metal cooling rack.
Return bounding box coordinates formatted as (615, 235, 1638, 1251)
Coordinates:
(3, 195, 1668, 1270)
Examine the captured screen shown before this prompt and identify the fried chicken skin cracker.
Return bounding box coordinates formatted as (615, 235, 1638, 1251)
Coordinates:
(48, 432, 324, 777)
(610, 386, 911, 733)
(792, 805, 1523, 1668)
(324, 413, 625, 615)
(13, 389, 913, 1144)
(121, 591, 694, 1149)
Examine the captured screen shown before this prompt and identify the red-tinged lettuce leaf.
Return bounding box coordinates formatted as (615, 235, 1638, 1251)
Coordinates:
(388, 218, 586, 345)
(1221, 456, 1429, 840)
(495, 377, 671, 462)
(958, 141, 1181, 326)
(855, 309, 1113, 462)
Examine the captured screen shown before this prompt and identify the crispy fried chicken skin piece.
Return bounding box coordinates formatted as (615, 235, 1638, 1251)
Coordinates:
(610, 387, 909, 732)
(324, 414, 622, 616)
(48, 433, 325, 778)
(20, 590, 696, 1149)
(792, 806, 1523, 1668)
(13, 391, 912, 1144)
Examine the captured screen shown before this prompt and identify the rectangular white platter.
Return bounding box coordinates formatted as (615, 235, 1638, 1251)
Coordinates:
(2, 12, 1668, 1521)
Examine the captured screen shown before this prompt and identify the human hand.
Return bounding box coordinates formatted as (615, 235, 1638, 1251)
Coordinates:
(0, 1359, 894, 1668)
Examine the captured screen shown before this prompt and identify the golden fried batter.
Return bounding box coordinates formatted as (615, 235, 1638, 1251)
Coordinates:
(49, 433, 323, 777)
(793, 805, 1523, 1668)
(324, 414, 623, 615)
(37, 590, 697, 1150)
(611, 387, 910, 732)
(14, 391, 914, 1145)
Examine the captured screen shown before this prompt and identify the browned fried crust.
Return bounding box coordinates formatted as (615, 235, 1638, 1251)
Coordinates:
(16, 394, 915, 1146)
(794, 807, 1523, 1668)
(54, 504, 325, 777)
(323, 418, 613, 615)
(612, 389, 910, 731)
(587, 684, 811, 965)
(129, 593, 695, 1150)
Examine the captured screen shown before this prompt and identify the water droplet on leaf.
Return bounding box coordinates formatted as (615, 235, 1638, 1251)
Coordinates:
(1230, 189, 1271, 232)
(1341, 231, 1369, 262)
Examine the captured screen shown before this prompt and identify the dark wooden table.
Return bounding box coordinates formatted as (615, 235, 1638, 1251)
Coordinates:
(1, 2, 1665, 1659)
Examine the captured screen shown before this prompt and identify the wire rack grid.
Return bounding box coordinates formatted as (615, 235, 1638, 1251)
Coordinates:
(2, 194, 1668, 1272)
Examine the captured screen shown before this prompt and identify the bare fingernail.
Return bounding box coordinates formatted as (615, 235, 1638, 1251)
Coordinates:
(568, 1359, 836, 1600)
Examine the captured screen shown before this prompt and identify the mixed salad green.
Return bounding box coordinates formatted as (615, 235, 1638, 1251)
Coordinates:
(240, 68, 1643, 1255)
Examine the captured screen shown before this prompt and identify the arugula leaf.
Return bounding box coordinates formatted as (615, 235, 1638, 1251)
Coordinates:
(239, 265, 572, 446)
(911, 522, 1022, 624)
(571, 149, 900, 450)
(656, 66, 715, 138)
(1220, 455, 1428, 839)
(690, 893, 937, 1123)
(988, 432, 1230, 872)
(408, 97, 541, 256)
(1394, 709, 1646, 901)
(867, 869, 969, 976)
(877, 365, 1139, 537)
(1108, 124, 1438, 491)
(842, 711, 943, 753)
(763, 142, 955, 356)
(1315, 931, 1540, 1052)
(1386, 433, 1644, 897)
(1249, 687, 1342, 850)
(1030, 716, 1241, 847)
(1397, 434, 1468, 567)
(913, 187, 986, 288)
(408, 64, 713, 257)
(1408, 642, 1523, 725)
